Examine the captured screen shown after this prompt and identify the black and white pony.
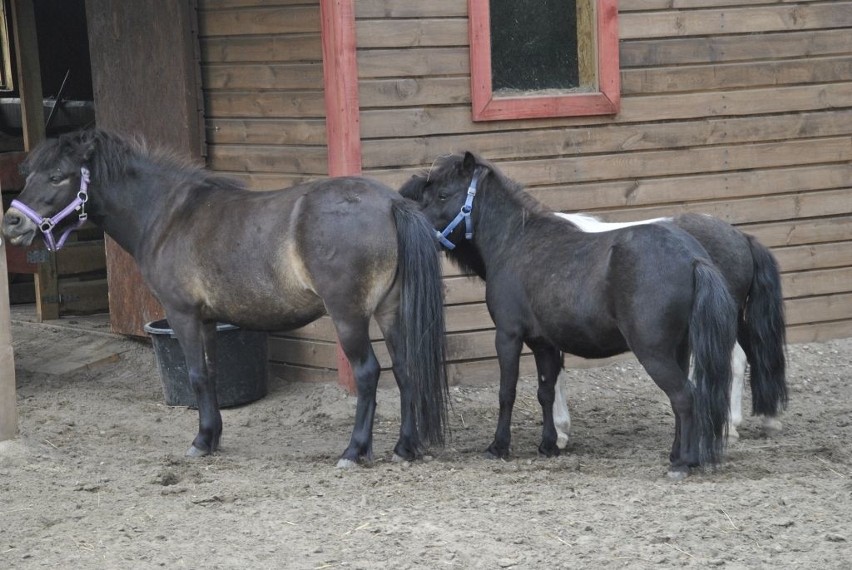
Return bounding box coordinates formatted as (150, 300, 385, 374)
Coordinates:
(402, 152, 742, 477)
(552, 213, 787, 447)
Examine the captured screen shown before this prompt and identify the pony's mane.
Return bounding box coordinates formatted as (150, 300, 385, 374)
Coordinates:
(432, 153, 549, 217)
(24, 128, 245, 192)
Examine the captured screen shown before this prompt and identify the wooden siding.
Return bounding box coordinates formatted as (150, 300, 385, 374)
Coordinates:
(353, 0, 852, 383)
(198, 0, 327, 190)
(196, 0, 852, 385)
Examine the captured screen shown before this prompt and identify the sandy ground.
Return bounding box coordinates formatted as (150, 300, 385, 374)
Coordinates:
(1, 315, 851, 569)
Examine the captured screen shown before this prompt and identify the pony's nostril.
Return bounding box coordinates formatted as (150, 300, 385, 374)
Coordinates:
(4, 212, 21, 226)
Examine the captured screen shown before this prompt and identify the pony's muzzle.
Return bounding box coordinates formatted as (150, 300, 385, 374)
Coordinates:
(2, 207, 37, 246)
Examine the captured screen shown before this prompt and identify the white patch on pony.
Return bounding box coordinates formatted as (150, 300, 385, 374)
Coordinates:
(555, 212, 671, 233)
(553, 370, 571, 449)
(727, 343, 747, 441)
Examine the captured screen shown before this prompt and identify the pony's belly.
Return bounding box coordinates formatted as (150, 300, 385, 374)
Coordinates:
(551, 327, 629, 360)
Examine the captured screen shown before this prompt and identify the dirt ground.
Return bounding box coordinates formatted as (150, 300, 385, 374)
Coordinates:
(2, 315, 851, 569)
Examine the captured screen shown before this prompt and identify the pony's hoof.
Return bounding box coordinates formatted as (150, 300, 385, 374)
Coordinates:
(391, 453, 409, 463)
(763, 417, 783, 436)
(667, 465, 689, 480)
(336, 458, 359, 469)
(556, 434, 569, 450)
(185, 445, 210, 458)
(727, 426, 740, 443)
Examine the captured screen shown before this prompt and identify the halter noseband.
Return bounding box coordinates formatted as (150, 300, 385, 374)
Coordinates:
(10, 167, 91, 252)
(435, 166, 483, 250)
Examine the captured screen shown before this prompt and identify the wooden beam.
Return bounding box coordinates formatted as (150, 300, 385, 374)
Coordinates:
(0, 239, 17, 441)
(11, 0, 60, 321)
(320, 0, 361, 392)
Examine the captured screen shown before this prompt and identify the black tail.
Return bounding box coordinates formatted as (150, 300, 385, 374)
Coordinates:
(690, 260, 738, 465)
(741, 235, 788, 416)
(391, 200, 450, 446)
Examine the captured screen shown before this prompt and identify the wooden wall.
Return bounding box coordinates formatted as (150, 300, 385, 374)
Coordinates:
(198, 0, 327, 190)
(353, 0, 852, 384)
(197, 0, 852, 385)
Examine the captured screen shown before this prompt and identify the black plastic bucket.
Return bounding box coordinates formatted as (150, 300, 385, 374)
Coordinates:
(144, 319, 268, 408)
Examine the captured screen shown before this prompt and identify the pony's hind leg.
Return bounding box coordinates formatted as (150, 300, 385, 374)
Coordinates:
(530, 343, 562, 457)
(167, 314, 222, 457)
(636, 346, 697, 478)
(376, 308, 423, 462)
(333, 316, 382, 468)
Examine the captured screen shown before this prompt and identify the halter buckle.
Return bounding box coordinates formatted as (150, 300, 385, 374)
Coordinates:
(39, 218, 55, 232)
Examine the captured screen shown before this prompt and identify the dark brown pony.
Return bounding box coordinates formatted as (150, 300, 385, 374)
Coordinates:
(2, 129, 449, 466)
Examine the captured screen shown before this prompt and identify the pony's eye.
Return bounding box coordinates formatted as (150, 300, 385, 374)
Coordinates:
(49, 174, 65, 184)
(438, 192, 448, 201)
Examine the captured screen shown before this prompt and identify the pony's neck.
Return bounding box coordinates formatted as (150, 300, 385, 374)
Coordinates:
(461, 178, 546, 272)
(90, 160, 189, 258)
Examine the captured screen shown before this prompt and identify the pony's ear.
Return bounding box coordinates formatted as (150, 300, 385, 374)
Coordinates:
(462, 151, 477, 175)
(399, 174, 426, 201)
(77, 130, 98, 162)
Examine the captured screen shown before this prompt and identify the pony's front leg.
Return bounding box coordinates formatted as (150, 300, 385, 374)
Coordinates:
(168, 315, 222, 457)
(531, 343, 562, 457)
(485, 328, 523, 460)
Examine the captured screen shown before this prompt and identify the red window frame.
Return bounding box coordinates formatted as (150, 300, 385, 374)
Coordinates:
(468, 0, 620, 121)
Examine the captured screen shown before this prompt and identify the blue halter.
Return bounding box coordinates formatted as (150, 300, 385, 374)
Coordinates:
(435, 167, 483, 250)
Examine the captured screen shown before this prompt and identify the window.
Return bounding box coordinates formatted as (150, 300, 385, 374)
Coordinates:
(468, 0, 619, 121)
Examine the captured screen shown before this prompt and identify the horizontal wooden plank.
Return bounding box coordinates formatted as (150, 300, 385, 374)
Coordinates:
(782, 267, 852, 300)
(488, 138, 851, 187)
(206, 118, 327, 146)
(620, 3, 852, 40)
(622, 55, 852, 96)
(202, 62, 324, 90)
(528, 163, 852, 214)
(787, 319, 852, 345)
(586, 187, 852, 228)
(271, 327, 530, 370)
(357, 47, 469, 78)
(743, 216, 852, 249)
(203, 90, 327, 119)
(773, 241, 852, 274)
(58, 278, 109, 315)
(56, 241, 106, 276)
(206, 143, 329, 174)
(359, 76, 471, 109)
(359, 82, 852, 139)
(370, 137, 851, 189)
(362, 109, 852, 168)
(200, 0, 317, 10)
(199, 5, 320, 37)
(269, 363, 337, 383)
(620, 0, 830, 12)
(355, 0, 466, 19)
(621, 29, 852, 67)
(786, 292, 852, 326)
(201, 34, 322, 64)
(356, 18, 467, 49)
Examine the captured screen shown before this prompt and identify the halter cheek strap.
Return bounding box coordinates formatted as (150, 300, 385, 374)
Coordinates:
(10, 166, 91, 252)
(435, 166, 483, 250)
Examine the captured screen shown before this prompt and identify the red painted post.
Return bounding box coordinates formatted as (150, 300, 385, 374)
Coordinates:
(320, 0, 361, 392)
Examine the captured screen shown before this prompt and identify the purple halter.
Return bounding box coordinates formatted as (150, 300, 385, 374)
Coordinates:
(10, 167, 91, 252)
